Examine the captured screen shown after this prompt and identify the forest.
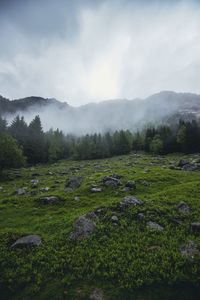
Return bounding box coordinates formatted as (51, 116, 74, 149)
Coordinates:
(0, 114, 200, 170)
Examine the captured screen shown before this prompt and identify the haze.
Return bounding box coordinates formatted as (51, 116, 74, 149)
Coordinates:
(0, 0, 200, 105)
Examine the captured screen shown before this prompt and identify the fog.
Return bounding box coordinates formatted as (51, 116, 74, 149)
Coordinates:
(1, 0, 200, 106)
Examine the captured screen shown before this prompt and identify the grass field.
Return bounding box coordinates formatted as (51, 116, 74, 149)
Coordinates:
(0, 153, 200, 299)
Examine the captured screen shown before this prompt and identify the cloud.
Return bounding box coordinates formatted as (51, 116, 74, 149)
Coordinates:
(0, 0, 200, 105)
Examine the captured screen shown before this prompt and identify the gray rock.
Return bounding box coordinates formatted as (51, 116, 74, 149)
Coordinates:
(146, 221, 164, 231)
(11, 235, 42, 248)
(120, 196, 143, 210)
(0, 186, 3, 191)
(91, 187, 102, 193)
(64, 187, 73, 193)
(31, 179, 39, 186)
(74, 196, 80, 201)
(69, 215, 96, 240)
(65, 176, 83, 190)
(89, 288, 104, 300)
(102, 176, 121, 187)
(178, 159, 189, 167)
(16, 188, 26, 195)
(137, 213, 145, 220)
(40, 196, 60, 205)
(177, 202, 190, 213)
(111, 215, 119, 223)
(180, 240, 199, 258)
(123, 187, 130, 192)
(182, 164, 198, 171)
(40, 187, 50, 192)
(191, 222, 200, 234)
(125, 181, 136, 189)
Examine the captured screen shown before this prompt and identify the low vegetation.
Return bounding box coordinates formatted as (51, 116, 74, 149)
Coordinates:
(0, 152, 200, 299)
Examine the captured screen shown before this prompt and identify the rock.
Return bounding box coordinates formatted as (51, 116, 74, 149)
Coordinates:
(111, 174, 122, 179)
(192, 158, 200, 164)
(40, 196, 61, 205)
(102, 176, 121, 187)
(0, 186, 3, 191)
(122, 187, 130, 192)
(65, 177, 83, 190)
(146, 221, 164, 231)
(178, 159, 189, 167)
(120, 196, 143, 210)
(69, 216, 96, 241)
(137, 213, 145, 220)
(139, 180, 150, 186)
(16, 188, 26, 195)
(111, 215, 119, 223)
(40, 187, 50, 192)
(182, 164, 198, 171)
(31, 179, 39, 186)
(89, 288, 104, 300)
(91, 187, 102, 193)
(85, 211, 98, 220)
(180, 240, 199, 258)
(125, 181, 136, 189)
(11, 235, 42, 248)
(191, 222, 200, 234)
(177, 202, 190, 213)
(64, 187, 73, 193)
(74, 196, 80, 201)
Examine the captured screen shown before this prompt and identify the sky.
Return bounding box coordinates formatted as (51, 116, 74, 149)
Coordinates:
(0, 0, 200, 105)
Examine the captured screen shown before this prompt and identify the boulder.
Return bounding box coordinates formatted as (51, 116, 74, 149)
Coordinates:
(91, 187, 102, 193)
(191, 222, 200, 234)
(89, 288, 104, 300)
(178, 159, 189, 167)
(180, 240, 199, 258)
(111, 215, 119, 224)
(40, 196, 61, 205)
(125, 181, 136, 189)
(146, 221, 164, 231)
(65, 177, 83, 190)
(182, 164, 198, 171)
(69, 215, 96, 240)
(120, 196, 143, 210)
(102, 176, 121, 187)
(16, 188, 26, 195)
(11, 235, 42, 248)
(177, 202, 190, 213)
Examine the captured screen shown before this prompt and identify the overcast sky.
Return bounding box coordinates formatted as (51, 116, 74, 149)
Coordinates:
(0, 0, 200, 105)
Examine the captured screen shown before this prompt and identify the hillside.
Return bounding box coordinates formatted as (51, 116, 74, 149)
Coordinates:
(0, 153, 200, 299)
(1, 91, 200, 134)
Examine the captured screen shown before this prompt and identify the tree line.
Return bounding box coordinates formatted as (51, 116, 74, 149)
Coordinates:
(0, 115, 200, 171)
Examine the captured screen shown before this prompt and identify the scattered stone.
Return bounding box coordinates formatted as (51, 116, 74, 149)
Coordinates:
(48, 171, 54, 175)
(182, 164, 198, 171)
(64, 187, 73, 193)
(85, 211, 98, 220)
(102, 176, 121, 187)
(125, 181, 136, 189)
(31, 179, 39, 187)
(177, 202, 190, 213)
(69, 215, 96, 241)
(16, 188, 26, 195)
(91, 187, 102, 193)
(112, 174, 122, 179)
(178, 159, 189, 167)
(146, 221, 164, 231)
(120, 196, 143, 210)
(122, 187, 130, 192)
(89, 288, 104, 300)
(40, 196, 61, 205)
(111, 215, 119, 224)
(65, 176, 83, 190)
(137, 213, 145, 221)
(40, 187, 50, 192)
(74, 196, 80, 202)
(11, 235, 42, 248)
(0, 186, 3, 191)
(180, 240, 199, 258)
(191, 222, 200, 234)
(139, 180, 150, 186)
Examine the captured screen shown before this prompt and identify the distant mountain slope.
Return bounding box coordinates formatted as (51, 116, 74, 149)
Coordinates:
(1, 91, 200, 134)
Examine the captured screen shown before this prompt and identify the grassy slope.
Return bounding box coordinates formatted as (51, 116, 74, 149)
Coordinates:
(0, 153, 200, 299)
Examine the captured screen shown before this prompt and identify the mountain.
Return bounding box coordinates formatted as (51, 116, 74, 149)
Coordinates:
(1, 91, 200, 134)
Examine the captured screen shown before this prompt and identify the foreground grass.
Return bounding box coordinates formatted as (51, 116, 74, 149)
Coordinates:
(0, 153, 200, 299)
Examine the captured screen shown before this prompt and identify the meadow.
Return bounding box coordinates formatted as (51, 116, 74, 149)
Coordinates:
(0, 153, 200, 299)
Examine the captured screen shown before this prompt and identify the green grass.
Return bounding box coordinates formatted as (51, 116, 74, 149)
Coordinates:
(0, 153, 200, 299)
